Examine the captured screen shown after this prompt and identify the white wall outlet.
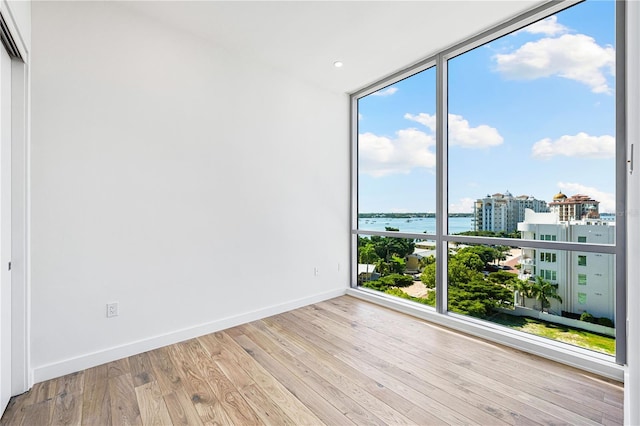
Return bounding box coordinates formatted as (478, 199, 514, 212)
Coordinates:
(106, 302, 119, 318)
(314, 267, 319, 276)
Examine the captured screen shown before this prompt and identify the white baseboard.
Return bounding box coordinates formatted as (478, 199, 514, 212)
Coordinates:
(32, 287, 347, 384)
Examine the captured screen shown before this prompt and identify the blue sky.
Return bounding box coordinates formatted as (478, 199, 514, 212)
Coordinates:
(358, 0, 616, 214)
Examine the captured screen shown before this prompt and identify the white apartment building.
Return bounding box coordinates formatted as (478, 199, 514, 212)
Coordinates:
(518, 209, 615, 321)
(548, 192, 600, 222)
(473, 191, 548, 233)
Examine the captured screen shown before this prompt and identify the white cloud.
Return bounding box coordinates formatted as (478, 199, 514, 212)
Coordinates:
(448, 114, 504, 148)
(359, 128, 435, 177)
(371, 87, 398, 97)
(524, 16, 568, 36)
(404, 113, 436, 131)
(449, 197, 476, 214)
(361, 113, 502, 177)
(494, 34, 615, 94)
(557, 182, 615, 213)
(531, 132, 614, 159)
(404, 113, 503, 148)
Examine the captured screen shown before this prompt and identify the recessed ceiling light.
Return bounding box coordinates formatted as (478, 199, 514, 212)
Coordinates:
(333, 61, 344, 68)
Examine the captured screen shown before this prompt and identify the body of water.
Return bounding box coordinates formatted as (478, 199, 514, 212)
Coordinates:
(357, 216, 472, 236)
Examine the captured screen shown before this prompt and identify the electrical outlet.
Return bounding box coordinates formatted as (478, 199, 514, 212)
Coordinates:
(314, 267, 319, 276)
(106, 302, 119, 318)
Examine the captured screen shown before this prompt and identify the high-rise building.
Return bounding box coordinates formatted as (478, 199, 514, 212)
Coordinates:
(473, 191, 549, 233)
(518, 208, 615, 320)
(548, 192, 600, 222)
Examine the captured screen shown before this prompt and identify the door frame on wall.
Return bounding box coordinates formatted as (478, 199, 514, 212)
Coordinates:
(0, 4, 30, 405)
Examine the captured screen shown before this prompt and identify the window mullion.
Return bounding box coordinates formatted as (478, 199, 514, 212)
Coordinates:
(615, 0, 627, 365)
(350, 95, 359, 288)
(436, 53, 448, 315)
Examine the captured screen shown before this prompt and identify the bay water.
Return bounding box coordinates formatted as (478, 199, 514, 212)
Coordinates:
(357, 216, 472, 236)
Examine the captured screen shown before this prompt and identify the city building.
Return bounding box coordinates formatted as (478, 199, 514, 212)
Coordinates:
(473, 191, 549, 233)
(549, 192, 601, 221)
(518, 208, 615, 320)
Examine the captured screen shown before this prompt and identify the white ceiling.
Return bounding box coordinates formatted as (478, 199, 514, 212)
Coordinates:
(121, 1, 546, 94)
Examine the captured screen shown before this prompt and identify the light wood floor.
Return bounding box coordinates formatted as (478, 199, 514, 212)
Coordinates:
(1, 296, 624, 425)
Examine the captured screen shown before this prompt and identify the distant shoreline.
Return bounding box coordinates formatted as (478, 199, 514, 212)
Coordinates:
(360, 212, 616, 219)
(359, 212, 473, 218)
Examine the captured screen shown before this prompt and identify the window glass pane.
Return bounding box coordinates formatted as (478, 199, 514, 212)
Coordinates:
(357, 234, 436, 308)
(448, 0, 616, 244)
(578, 292, 587, 304)
(447, 244, 515, 318)
(357, 68, 437, 234)
(353, 0, 621, 364)
(448, 242, 615, 355)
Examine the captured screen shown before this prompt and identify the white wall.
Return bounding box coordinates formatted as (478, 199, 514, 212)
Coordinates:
(30, 1, 349, 381)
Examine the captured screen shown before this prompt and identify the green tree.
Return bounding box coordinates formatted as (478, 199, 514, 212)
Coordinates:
(370, 235, 415, 261)
(358, 244, 379, 282)
(448, 277, 513, 318)
(456, 230, 521, 239)
(509, 278, 532, 307)
(389, 255, 406, 274)
(359, 243, 379, 264)
(362, 273, 415, 292)
(357, 236, 371, 248)
(454, 251, 485, 272)
(448, 256, 483, 285)
(366, 231, 415, 278)
(530, 276, 563, 312)
(420, 262, 436, 288)
(495, 245, 511, 265)
(375, 258, 390, 276)
(457, 246, 501, 267)
(419, 254, 436, 269)
(379, 273, 413, 287)
(487, 270, 518, 285)
(417, 250, 515, 318)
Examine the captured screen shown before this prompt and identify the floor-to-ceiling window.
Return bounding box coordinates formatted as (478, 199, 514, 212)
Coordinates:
(356, 67, 438, 306)
(352, 0, 625, 368)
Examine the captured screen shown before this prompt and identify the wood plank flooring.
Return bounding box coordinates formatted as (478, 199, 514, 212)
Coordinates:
(1, 296, 624, 425)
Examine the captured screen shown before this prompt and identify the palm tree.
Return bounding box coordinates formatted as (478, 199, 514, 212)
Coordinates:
(530, 276, 563, 313)
(511, 279, 532, 307)
(359, 244, 378, 282)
